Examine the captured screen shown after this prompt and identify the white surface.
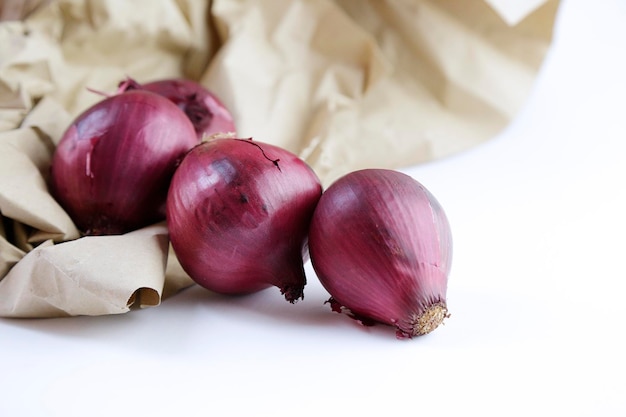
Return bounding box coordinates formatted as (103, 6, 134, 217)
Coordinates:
(3, 1, 626, 416)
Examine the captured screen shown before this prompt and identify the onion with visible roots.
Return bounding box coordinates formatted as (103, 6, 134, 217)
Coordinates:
(166, 138, 322, 303)
(308, 169, 453, 338)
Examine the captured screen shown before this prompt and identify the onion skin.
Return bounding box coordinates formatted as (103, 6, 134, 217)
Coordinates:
(50, 90, 198, 235)
(308, 169, 452, 338)
(119, 78, 236, 139)
(166, 138, 322, 303)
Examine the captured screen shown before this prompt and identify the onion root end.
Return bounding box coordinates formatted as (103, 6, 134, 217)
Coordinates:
(406, 302, 450, 338)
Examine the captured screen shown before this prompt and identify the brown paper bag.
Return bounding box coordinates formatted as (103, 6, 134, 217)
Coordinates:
(203, 0, 559, 183)
(0, 0, 559, 317)
(0, 224, 168, 317)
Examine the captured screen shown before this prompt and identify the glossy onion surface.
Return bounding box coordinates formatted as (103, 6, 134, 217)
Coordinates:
(166, 138, 322, 302)
(308, 169, 452, 338)
(50, 90, 198, 235)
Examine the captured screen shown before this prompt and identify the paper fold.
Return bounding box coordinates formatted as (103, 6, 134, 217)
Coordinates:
(0, 224, 169, 317)
(202, 0, 559, 184)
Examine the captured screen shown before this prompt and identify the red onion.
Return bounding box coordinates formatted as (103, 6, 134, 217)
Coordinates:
(308, 169, 452, 338)
(166, 138, 322, 302)
(119, 78, 236, 140)
(50, 90, 198, 235)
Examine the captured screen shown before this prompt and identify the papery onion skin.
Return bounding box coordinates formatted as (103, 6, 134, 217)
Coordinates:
(308, 169, 452, 338)
(166, 138, 322, 303)
(50, 90, 198, 235)
(119, 78, 236, 139)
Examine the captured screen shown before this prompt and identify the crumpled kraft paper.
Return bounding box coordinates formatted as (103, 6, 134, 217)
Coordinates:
(204, 0, 560, 182)
(0, 224, 196, 317)
(0, 223, 173, 317)
(0, 0, 559, 317)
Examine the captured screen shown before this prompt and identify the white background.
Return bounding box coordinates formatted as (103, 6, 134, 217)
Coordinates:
(2, 1, 626, 415)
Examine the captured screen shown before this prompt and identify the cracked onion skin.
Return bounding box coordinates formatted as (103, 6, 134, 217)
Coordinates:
(166, 138, 322, 303)
(308, 169, 452, 338)
(50, 90, 198, 235)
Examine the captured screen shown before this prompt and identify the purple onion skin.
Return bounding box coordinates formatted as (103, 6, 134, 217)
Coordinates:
(166, 138, 322, 303)
(308, 169, 452, 338)
(50, 90, 198, 235)
(120, 78, 236, 140)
